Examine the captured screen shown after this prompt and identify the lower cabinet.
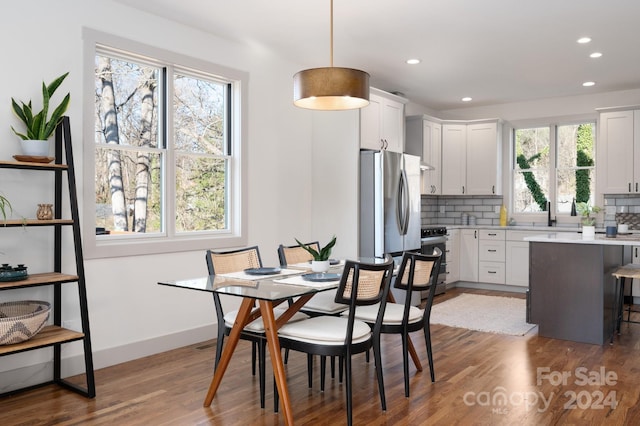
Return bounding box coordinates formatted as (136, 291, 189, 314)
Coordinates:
(479, 229, 506, 284)
(446, 229, 460, 284)
(460, 229, 479, 282)
(505, 240, 530, 287)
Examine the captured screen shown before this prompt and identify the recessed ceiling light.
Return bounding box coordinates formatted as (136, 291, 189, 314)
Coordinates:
(590, 52, 603, 58)
(583, 81, 595, 87)
(577, 37, 591, 44)
(461, 97, 472, 102)
(406, 58, 421, 65)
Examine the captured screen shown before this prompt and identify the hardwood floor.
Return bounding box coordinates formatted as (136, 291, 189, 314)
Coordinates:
(3, 287, 640, 425)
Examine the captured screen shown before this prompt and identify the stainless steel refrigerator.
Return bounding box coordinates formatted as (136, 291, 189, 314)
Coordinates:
(359, 150, 421, 258)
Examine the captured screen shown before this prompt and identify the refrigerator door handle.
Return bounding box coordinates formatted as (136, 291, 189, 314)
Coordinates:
(398, 169, 410, 235)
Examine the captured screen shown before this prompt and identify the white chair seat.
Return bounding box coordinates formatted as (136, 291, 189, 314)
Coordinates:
(301, 289, 348, 314)
(224, 306, 309, 332)
(345, 302, 423, 325)
(278, 316, 372, 345)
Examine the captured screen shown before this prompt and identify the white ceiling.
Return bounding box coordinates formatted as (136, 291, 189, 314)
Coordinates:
(118, 0, 640, 111)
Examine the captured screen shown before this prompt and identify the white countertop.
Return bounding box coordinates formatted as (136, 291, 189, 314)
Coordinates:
(525, 232, 640, 245)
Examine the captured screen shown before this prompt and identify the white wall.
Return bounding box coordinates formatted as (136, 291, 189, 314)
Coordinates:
(0, 0, 318, 380)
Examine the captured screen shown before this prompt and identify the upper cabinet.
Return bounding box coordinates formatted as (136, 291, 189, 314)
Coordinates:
(441, 119, 502, 196)
(405, 115, 442, 194)
(360, 88, 407, 152)
(597, 108, 640, 194)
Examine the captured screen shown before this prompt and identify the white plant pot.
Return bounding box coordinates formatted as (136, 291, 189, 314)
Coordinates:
(311, 260, 330, 273)
(20, 139, 50, 157)
(582, 225, 595, 240)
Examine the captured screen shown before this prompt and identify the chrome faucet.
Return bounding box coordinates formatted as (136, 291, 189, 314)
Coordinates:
(547, 201, 556, 227)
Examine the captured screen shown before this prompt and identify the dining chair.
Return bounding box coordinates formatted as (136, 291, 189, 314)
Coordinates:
(347, 248, 443, 398)
(276, 255, 394, 426)
(206, 246, 308, 409)
(277, 242, 347, 388)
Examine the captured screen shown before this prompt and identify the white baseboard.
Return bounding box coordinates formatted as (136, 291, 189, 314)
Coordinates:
(453, 281, 527, 294)
(0, 324, 216, 394)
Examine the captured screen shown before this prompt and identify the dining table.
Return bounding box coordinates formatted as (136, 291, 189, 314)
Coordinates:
(157, 263, 343, 426)
(157, 257, 423, 425)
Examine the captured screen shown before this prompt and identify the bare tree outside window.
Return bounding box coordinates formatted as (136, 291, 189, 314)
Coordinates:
(94, 51, 230, 236)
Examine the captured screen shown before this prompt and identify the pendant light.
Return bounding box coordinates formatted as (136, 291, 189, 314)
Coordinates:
(293, 0, 370, 110)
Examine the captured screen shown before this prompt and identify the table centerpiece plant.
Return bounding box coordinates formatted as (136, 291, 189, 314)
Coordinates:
(576, 201, 602, 239)
(10, 72, 70, 157)
(295, 236, 336, 273)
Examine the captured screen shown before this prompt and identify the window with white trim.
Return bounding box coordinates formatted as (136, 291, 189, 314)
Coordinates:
(83, 30, 247, 258)
(512, 121, 596, 217)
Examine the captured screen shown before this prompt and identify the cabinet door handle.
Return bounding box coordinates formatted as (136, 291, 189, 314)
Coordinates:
(474, 230, 477, 239)
(488, 233, 497, 236)
(462, 186, 465, 194)
(636, 182, 638, 192)
(488, 249, 497, 252)
(636, 247, 638, 258)
(492, 185, 495, 194)
(630, 183, 632, 193)
(488, 271, 497, 274)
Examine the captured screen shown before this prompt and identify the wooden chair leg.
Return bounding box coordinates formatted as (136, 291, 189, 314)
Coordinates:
(214, 332, 225, 370)
(330, 355, 336, 378)
(424, 325, 435, 382)
(401, 332, 410, 397)
(251, 342, 257, 376)
(259, 340, 266, 409)
(373, 336, 387, 410)
(307, 354, 313, 388)
(320, 355, 326, 391)
(345, 352, 353, 426)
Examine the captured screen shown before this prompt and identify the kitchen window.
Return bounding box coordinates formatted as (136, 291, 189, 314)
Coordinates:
(512, 121, 596, 219)
(82, 30, 247, 258)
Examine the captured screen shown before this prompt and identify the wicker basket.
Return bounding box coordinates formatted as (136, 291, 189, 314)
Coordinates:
(0, 300, 51, 345)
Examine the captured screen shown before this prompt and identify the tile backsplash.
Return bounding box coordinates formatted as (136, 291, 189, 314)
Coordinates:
(421, 195, 503, 226)
(422, 194, 640, 229)
(604, 194, 640, 229)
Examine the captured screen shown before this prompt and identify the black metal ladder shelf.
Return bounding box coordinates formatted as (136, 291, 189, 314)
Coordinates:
(0, 116, 95, 398)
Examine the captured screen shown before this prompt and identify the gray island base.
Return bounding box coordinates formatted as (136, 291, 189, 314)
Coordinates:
(526, 233, 636, 345)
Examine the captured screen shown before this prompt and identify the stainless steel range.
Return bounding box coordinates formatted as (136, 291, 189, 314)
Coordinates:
(421, 226, 447, 296)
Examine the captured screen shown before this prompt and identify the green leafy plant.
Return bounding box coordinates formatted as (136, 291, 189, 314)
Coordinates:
(575, 202, 602, 226)
(0, 194, 11, 222)
(295, 236, 336, 261)
(11, 72, 70, 141)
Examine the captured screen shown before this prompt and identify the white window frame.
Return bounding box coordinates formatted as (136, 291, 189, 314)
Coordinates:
(508, 115, 597, 226)
(82, 29, 247, 259)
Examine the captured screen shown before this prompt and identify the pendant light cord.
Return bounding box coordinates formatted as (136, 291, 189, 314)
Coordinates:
(330, 0, 334, 67)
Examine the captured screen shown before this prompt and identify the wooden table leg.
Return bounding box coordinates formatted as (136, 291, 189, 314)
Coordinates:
(203, 297, 254, 406)
(387, 292, 423, 371)
(259, 300, 294, 426)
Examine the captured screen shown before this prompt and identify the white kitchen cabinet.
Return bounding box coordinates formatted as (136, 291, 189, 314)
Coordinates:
(479, 229, 505, 284)
(441, 124, 467, 195)
(446, 228, 460, 284)
(597, 109, 640, 194)
(505, 230, 577, 287)
(405, 115, 442, 194)
(441, 120, 501, 195)
(466, 122, 501, 195)
(360, 89, 407, 152)
(459, 228, 479, 282)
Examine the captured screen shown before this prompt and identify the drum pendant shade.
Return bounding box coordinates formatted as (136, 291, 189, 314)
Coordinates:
(293, 0, 369, 110)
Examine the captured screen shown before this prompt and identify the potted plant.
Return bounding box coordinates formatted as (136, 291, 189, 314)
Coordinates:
(11, 72, 70, 157)
(295, 236, 337, 273)
(576, 201, 602, 239)
(0, 194, 11, 222)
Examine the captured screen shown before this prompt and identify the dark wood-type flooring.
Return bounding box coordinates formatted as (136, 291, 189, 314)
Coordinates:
(2, 288, 640, 425)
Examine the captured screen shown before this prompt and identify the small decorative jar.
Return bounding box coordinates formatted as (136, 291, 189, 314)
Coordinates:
(36, 204, 53, 220)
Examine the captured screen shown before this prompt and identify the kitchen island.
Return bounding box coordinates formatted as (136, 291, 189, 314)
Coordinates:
(525, 233, 640, 345)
